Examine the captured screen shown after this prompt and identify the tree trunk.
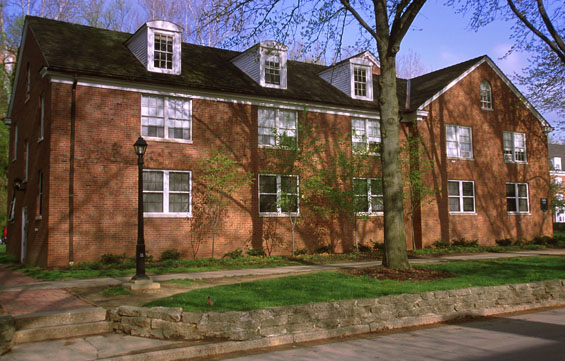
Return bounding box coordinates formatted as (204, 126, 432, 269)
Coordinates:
(379, 55, 410, 270)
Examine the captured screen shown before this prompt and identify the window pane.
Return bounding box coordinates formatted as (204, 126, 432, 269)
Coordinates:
(170, 172, 189, 191)
(506, 184, 516, 197)
(518, 184, 527, 197)
(354, 196, 369, 213)
(446, 125, 457, 140)
(143, 193, 163, 212)
(258, 109, 276, 127)
(371, 196, 384, 211)
(281, 195, 298, 213)
(370, 180, 382, 195)
(448, 182, 459, 196)
(354, 179, 368, 196)
(463, 198, 474, 212)
(518, 199, 528, 212)
(259, 175, 277, 193)
(507, 198, 517, 212)
(143, 171, 163, 191)
(260, 194, 277, 212)
(449, 198, 460, 212)
(281, 176, 297, 194)
(278, 110, 296, 129)
(169, 193, 189, 213)
(462, 182, 474, 196)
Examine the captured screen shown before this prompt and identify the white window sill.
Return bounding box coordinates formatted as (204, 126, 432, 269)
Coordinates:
(356, 212, 384, 217)
(352, 95, 373, 101)
(507, 212, 531, 216)
(143, 136, 193, 145)
(448, 157, 474, 161)
(259, 212, 300, 218)
(505, 161, 528, 165)
(481, 108, 494, 112)
(144, 212, 192, 218)
(258, 144, 297, 150)
(449, 212, 477, 215)
(35, 215, 42, 221)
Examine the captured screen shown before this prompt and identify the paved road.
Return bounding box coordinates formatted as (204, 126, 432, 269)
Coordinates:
(219, 307, 565, 361)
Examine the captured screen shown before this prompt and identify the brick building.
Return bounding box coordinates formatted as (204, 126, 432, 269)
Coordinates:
(5, 17, 553, 267)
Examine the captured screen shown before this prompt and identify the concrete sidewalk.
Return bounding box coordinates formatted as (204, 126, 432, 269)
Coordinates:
(0, 249, 564, 361)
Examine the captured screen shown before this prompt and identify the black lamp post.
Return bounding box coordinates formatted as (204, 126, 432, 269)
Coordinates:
(132, 136, 149, 281)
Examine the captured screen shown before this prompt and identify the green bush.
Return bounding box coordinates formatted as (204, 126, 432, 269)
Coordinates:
(432, 240, 451, 249)
(372, 241, 385, 252)
(160, 249, 181, 261)
(247, 248, 266, 257)
(357, 244, 372, 253)
(495, 238, 513, 247)
(532, 236, 552, 245)
(295, 248, 308, 256)
(451, 238, 479, 247)
(314, 245, 332, 254)
(100, 253, 126, 265)
(223, 248, 243, 259)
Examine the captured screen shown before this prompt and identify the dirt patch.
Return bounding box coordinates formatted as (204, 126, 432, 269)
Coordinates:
(341, 266, 456, 281)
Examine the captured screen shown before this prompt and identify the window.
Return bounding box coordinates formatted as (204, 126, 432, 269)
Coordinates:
(506, 183, 529, 213)
(143, 170, 191, 216)
(353, 67, 367, 97)
(480, 81, 492, 110)
(12, 125, 17, 161)
(259, 174, 299, 215)
(552, 157, 562, 170)
(446, 125, 473, 159)
(39, 95, 44, 141)
(258, 108, 297, 147)
(448, 180, 475, 213)
(154, 33, 173, 70)
(141, 95, 191, 141)
(354, 178, 383, 214)
(556, 177, 563, 185)
(37, 171, 43, 217)
(503, 131, 526, 163)
(352, 118, 381, 153)
(24, 141, 29, 182)
(7, 195, 15, 222)
(265, 59, 281, 85)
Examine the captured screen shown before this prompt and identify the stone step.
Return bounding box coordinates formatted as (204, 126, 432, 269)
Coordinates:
(14, 307, 107, 330)
(12, 320, 114, 344)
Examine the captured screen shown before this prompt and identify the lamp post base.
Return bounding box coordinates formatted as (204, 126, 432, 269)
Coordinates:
(123, 278, 160, 291)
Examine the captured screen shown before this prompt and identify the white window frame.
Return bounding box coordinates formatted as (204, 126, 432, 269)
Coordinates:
(37, 170, 43, 218)
(350, 62, 373, 101)
(143, 170, 192, 217)
(503, 131, 526, 163)
(506, 182, 529, 214)
(264, 58, 281, 86)
(354, 178, 384, 215)
(38, 95, 44, 142)
(258, 107, 297, 147)
(259, 46, 287, 89)
(24, 140, 29, 182)
(147, 29, 181, 75)
(446, 124, 473, 159)
(480, 80, 492, 110)
(352, 117, 381, 154)
(552, 157, 561, 170)
(141, 95, 192, 143)
(258, 174, 300, 216)
(448, 180, 476, 214)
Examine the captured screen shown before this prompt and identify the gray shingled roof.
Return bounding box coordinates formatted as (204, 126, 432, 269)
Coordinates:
(549, 144, 565, 158)
(26, 16, 482, 113)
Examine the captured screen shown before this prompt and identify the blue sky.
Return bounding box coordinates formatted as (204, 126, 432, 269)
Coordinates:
(386, 0, 560, 131)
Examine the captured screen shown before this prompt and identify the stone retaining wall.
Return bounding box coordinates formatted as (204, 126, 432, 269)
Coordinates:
(111, 280, 565, 342)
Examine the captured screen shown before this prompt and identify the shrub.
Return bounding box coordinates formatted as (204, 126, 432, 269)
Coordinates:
(247, 247, 266, 257)
(100, 253, 126, 265)
(160, 249, 181, 261)
(495, 238, 513, 247)
(432, 240, 451, 249)
(295, 248, 308, 256)
(372, 241, 385, 252)
(451, 238, 479, 247)
(314, 245, 332, 254)
(532, 236, 552, 245)
(223, 248, 243, 259)
(358, 244, 372, 253)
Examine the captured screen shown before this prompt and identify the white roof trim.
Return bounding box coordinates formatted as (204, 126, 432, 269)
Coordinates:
(417, 56, 551, 129)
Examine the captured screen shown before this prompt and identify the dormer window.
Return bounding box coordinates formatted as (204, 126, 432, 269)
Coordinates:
(126, 20, 183, 75)
(353, 67, 367, 97)
(154, 33, 173, 70)
(232, 41, 288, 90)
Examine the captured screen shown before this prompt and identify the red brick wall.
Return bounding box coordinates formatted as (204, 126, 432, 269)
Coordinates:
(415, 61, 552, 246)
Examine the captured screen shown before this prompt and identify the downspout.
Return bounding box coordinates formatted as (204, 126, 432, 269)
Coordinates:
(69, 77, 77, 265)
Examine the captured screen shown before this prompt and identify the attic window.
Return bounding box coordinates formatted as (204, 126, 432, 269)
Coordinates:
(265, 60, 281, 85)
(354, 67, 367, 97)
(480, 81, 492, 110)
(154, 33, 173, 70)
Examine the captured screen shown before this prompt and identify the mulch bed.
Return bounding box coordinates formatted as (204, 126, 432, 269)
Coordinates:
(341, 266, 456, 281)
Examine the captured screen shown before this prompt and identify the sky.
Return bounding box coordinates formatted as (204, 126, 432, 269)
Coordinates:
(374, 0, 561, 133)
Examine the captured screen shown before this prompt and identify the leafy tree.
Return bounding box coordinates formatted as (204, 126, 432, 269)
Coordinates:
(451, 0, 564, 118)
(196, 150, 252, 258)
(205, 0, 428, 269)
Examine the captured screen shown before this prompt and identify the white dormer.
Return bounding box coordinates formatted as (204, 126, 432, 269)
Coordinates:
(126, 20, 183, 75)
(232, 41, 288, 89)
(319, 52, 377, 101)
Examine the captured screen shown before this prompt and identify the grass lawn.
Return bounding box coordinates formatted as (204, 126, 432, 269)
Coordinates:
(145, 257, 565, 312)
